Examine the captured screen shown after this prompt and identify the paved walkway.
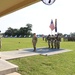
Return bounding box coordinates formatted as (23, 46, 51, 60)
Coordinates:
(0, 47, 71, 60)
(0, 47, 72, 75)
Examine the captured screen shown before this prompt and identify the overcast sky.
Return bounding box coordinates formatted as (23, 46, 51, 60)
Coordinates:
(0, 0, 75, 35)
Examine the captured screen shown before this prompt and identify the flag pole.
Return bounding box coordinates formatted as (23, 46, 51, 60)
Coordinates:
(55, 19, 57, 34)
(51, 30, 52, 35)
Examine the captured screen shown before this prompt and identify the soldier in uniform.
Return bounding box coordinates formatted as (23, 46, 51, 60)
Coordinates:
(54, 34, 57, 49)
(51, 35, 55, 49)
(32, 33, 37, 51)
(42, 34, 44, 41)
(45, 35, 47, 42)
(47, 34, 51, 48)
(55, 34, 60, 49)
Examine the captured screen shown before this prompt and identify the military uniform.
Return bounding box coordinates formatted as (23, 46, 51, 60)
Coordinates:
(32, 33, 37, 51)
(54, 36, 57, 49)
(45, 36, 47, 42)
(55, 34, 60, 49)
(47, 35, 51, 48)
(51, 35, 55, 49)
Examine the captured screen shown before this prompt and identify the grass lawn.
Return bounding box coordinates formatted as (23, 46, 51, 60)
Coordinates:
(1, 38, 75, 75)
(1, 38, 48, 51)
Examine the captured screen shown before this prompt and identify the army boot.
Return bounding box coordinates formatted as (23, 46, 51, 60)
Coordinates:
(33, 47, 36, 52)
(49, 45, 50, 48)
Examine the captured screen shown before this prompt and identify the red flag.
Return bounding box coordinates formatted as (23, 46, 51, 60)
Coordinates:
(49, 20, 55, 31)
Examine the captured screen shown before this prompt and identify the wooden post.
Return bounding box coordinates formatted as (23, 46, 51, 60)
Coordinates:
(0, 38, 2, 49)
(0, 31, 1, 58)
(0, 31, 1, 49)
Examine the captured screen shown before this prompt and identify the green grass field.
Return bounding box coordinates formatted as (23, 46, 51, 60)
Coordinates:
(1, 38, 48, 51)
(1, 38, 75, 75)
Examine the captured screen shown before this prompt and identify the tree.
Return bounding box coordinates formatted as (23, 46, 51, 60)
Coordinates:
(4, 23, 33, 37)
(4, 27, 13, 36)
(26, 23, 32, 37)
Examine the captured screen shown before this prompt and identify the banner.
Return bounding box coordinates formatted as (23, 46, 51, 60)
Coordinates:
(55, 19, 57, 32)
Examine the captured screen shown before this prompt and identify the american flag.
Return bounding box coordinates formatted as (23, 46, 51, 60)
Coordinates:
(49, 19, 55, 31)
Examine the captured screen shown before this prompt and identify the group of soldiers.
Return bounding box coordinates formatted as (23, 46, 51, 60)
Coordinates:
(46, 34, 61, 49)
(64, 36, 75, 41)
(32, 33, 61, 52)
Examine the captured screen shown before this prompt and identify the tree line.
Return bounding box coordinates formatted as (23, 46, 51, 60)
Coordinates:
(3, 24, 32, 37)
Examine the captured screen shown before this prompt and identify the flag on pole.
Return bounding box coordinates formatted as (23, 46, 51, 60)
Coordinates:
(49, 19, 55, 31)
(55, 19, 57, 32)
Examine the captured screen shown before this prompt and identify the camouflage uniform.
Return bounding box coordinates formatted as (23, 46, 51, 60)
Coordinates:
(55, 34, 60, 49)
(51, 35, 55, 49)
(45, 36, 47, 42)
(32, 33, 37, 51)
(47, 34, 51, 48)
(54, 35, 57, 49)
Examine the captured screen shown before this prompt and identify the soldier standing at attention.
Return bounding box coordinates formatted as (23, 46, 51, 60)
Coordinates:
(56, 34, 60, 49)
(32, 33, 37, 51)
(51, 35, 54, 49)
(54, 34, 57, 49)
(42, 34, 44, 41)
(47, 34, 51, 48)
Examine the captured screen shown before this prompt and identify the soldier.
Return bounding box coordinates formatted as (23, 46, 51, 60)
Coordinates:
(42, 34, 44, 41)
(51, 35, 55, 49)
(47, 34, 51, 48)
(55, 34, 60, 49)
(54, 34, 57, 49)
(32, 33, 37, 51)
(45, 35, 47, 42)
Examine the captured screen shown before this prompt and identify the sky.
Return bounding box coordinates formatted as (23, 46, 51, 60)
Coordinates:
(0, 0, 75, 35)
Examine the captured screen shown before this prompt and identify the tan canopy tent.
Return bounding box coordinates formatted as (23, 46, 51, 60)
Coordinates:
(0, 0, 40, 17)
